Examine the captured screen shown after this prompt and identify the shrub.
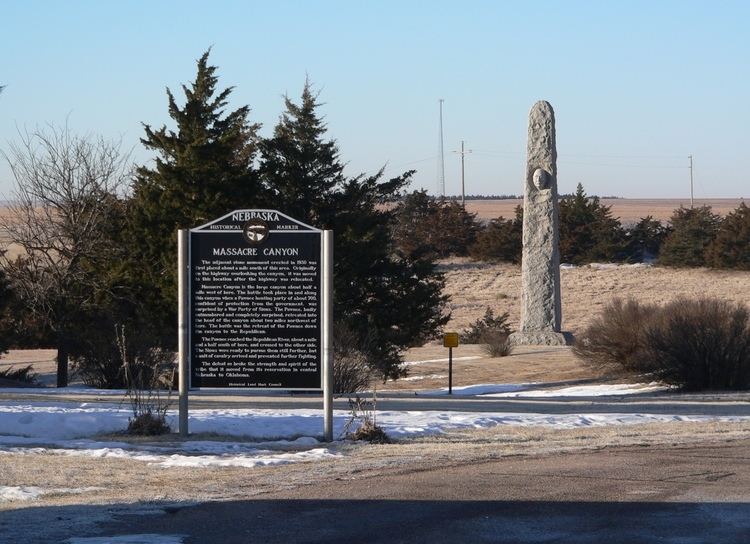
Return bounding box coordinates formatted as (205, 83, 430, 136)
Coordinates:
(333, 321, 372, 394)
(117, 326, 174, 435)
(126, 411, 171, 436)
(73, 315, 174, 389)
(462, 307, 511, 344)
(574, 297, 750, 391)
(644, 299, 750, 390)
(623, 216, 671, 263)
(481, 330, 513, 357)
(341, 391, 389, 443)
(705, 203, 750, 270)
(559, 183, 626, 264)
(469, 206, 522, 263)
(573, 298, 658, 375)
(659, 206, 721, 267)
(0, 364, 38, 385)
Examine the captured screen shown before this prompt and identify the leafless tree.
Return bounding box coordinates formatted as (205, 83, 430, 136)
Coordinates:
(1, 124, 130, 386)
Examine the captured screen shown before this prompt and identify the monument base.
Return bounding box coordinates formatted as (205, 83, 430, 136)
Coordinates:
(508, 330, 574, 347)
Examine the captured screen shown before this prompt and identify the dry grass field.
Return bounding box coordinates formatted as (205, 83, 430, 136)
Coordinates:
(465, 198, 746, 224)
(440, 259, 750, 335)
(0, 206, 23, 260)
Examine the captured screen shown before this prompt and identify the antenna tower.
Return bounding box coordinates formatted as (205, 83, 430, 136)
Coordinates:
(438, 99, 445, 196)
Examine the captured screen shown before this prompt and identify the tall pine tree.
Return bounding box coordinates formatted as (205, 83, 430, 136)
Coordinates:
(259, 82, 448, 379)
(259, 81, 341, 223)
(129, 50, 262, 339)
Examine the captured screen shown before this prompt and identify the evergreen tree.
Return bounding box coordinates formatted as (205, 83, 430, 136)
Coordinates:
(624, 216, 671, 263)
(559, 183, 625, 264)
(259, 82, 448, 379)
(129, 50, 262, 340)
(259, 81, 341, 223)
(469, 206, 523, 263)
(659, 206, 721, 267)
(705, 203, 750, 270)
(392, 191, 479, 259)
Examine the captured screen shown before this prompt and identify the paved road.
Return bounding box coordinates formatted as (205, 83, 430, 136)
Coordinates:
(4, 388, 750, 417)
(90, 439, 750, 543)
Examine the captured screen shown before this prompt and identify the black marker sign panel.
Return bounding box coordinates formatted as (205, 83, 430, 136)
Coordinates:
(189, 210, 322, 389)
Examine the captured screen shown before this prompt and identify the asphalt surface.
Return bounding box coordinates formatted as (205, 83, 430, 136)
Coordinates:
(89, 438, 750, 543)
(3, 388, 750, 417)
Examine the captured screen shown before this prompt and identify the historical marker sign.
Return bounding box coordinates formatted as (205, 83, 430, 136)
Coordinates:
(188, 209, 323, 389)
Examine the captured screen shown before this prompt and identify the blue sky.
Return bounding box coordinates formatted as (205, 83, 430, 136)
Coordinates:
(2, 0, 748, 198)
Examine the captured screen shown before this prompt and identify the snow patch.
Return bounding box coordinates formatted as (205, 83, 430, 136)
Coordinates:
(485, 382, 670, 397)
(403, 356, 481, 366)
(0, 485, 102, 502)
(400, 374, 448, 382)
(0, 485, 43, 501)
(423, 382, 668, 397)
(425, 383, 533, 396)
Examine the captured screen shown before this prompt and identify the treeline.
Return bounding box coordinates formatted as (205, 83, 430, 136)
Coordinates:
(392, 183, 750, 269)
(0, 51, 449, 386)
(443, 194, 521, 200)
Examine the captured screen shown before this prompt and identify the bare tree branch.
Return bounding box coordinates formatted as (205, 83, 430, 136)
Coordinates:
(0, 123, 131, 386)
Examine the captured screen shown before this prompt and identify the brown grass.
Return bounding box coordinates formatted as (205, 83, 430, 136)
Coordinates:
(440, 259, 750, 336)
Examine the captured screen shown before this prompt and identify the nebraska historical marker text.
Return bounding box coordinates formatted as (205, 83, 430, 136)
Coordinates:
(187, 210, 325, 389)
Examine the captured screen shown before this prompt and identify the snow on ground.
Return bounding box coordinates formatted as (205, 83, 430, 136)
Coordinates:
(0, 485, 102, 502)
(403, 356, 481, 366)
(2, 406, 749, 478)
(0, 386, 126, 395)
(486, 382, 670, 397)
(0, 395, 747, 445)
(0, 443, 340, 470)
(0, 381, 745, 483)
(400, 374, 448, 382)
(560, 262, 652, 270)
(424, 382, 670, 397)
(424, 383, 533, 396)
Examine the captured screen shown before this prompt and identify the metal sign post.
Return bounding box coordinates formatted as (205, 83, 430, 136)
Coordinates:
(322, 230, 333, 441)
(443, 332, 459, 395)
(178, 229, 189, 437)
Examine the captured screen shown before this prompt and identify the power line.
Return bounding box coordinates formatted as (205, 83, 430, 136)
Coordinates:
(557, 160, 687, 169)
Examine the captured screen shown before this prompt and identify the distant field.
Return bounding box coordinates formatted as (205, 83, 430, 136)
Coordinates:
(0, 206, 21, 259)
(465, 198, 746, 224)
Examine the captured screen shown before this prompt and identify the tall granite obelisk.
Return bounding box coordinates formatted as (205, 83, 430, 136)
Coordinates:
(509, 101, 572, 346)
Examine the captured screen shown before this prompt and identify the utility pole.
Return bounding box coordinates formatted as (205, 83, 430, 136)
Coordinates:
(438, 99, 445, 196)
(688, 155, 694, 208)
(453, 140, 472, 208)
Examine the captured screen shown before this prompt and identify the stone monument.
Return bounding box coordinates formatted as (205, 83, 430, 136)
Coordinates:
(509, 101, 572, 346)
